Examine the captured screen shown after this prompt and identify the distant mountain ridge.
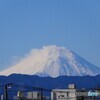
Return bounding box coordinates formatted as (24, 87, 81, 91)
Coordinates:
(0, 45, 100, 77)
(0, 74, 100, 89)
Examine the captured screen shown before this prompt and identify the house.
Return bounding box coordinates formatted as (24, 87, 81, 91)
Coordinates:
(51, 84, 78, 100)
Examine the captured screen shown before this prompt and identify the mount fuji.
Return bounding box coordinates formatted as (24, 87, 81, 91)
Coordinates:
(0, 45, 100, 77)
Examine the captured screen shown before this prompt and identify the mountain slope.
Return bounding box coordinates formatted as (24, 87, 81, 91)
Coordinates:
(0, 45, 100, 77)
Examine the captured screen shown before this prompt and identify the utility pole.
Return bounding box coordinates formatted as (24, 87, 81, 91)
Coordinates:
(4, 83, 12, 100)
(40, 88, 43, 100)
(4, 84, 8, 100)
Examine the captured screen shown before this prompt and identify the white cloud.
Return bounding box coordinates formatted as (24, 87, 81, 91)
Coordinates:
(0, 45, 59, 75)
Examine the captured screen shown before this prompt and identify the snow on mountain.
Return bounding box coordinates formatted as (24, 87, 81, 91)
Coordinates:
(0, 45, 100, 77)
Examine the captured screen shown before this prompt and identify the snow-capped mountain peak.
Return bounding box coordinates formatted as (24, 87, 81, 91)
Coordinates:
(0, 45, 100, 77)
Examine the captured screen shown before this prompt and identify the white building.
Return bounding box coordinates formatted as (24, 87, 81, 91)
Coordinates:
(27, 91, 41, 100)
(1, 95, 3, 100)
(51, 84, 78, 100)
(14, 91, 41, 100)
(14, 91, 27, 100)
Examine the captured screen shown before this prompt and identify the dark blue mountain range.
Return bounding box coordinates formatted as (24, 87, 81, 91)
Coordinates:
(0, 74, 100, 90)
(0, 74, 100, 99)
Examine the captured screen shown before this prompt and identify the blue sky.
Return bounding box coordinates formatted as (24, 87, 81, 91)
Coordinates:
(0, 0, 100, 70)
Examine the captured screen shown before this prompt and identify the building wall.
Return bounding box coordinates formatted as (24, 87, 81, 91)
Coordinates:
(51, 89, 77, 100)
(27, 92, 41, 100)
